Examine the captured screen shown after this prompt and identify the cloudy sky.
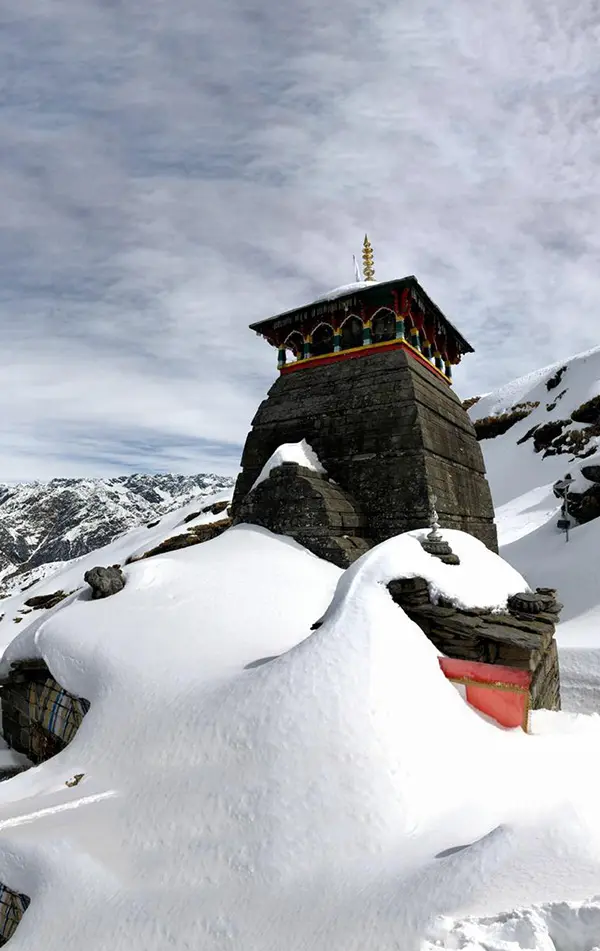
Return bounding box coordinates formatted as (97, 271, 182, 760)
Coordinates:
(1, 0, 599, 482)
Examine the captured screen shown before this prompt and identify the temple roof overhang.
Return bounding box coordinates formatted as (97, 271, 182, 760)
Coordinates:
(249, 275, 474, 355)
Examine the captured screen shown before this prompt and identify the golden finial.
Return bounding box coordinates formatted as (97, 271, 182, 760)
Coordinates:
(362, 234, 375, 282)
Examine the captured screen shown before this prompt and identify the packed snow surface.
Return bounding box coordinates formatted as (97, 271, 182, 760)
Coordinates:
(251, 439, 327, 489)
(1, 524, 600, 950)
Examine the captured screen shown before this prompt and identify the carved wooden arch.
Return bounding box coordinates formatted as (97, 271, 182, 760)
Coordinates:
(339, 311, 363, 329)
(338, 312, 363, 351)
(371, 307, 396, 343)
(283, 331, 304, 359)
(311, 321, 335, 356)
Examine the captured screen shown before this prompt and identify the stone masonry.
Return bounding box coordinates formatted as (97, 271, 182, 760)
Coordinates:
(233, 461, 372, 568)
(232, 347, 498, 553)
(387, 579, 561, 710)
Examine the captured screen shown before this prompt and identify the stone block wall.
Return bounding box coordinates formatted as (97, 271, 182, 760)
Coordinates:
(387, 578, 561, 710)
(1, 660, 90, 765)
(233, 462, 372, 568)
(232, 348, 498, 553)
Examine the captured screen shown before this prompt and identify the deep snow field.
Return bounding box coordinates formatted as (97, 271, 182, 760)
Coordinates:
(1, 347, 600, 950)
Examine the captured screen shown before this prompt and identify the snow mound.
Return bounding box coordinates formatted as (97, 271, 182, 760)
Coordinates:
(1, 526, 600, 949)
(252, 439, 327, 489)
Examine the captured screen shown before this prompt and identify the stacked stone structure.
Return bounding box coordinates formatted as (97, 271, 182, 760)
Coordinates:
(234, 461, 371, 567)
(0, 659, 89, 765)
(387, 579, 561, 710)
(233, 345, 497, 553)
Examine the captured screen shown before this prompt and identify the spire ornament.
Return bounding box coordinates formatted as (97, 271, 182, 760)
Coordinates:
(362, 234, 376, 282)
(419, 493, 460, 564)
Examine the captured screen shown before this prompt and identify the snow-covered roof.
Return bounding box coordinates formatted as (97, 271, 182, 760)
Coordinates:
(309, 280, 379, 304)
(249, 275, 475, 354)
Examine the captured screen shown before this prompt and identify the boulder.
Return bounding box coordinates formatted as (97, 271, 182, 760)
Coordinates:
(84, 565, 125, 600)
(581, 465, 600, 484)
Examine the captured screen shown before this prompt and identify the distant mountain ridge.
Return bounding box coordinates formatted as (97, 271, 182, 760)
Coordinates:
(0, 472, 233, 595)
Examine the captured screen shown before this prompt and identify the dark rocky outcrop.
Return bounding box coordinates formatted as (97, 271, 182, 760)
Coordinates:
(517, 424, 539, 445)
(571, 395, 600, 424)
(581, 465, 600, 484)
(473, 403, 539, 441)
(233, 347, 498, 552)
(23, 590, 69, 610)
(233, 462, 371, 568)
(133, 518, 232, 561)
(533, 419, 570, 453)
(562, 483, 600, 525)
(546, 365, 567, 391)
(84, 565, 125, 600)
(387, 579, 561, 711)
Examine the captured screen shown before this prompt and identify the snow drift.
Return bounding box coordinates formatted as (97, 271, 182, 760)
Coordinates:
(0, 525, 599, 950)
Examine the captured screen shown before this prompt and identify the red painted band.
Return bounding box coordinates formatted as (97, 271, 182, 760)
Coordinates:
(280, 340, 450, 383)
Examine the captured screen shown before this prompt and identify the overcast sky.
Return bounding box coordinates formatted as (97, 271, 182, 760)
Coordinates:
(1, 1, 599, 482)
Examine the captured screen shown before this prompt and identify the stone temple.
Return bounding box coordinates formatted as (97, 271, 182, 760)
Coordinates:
(232, 237, 497, 563)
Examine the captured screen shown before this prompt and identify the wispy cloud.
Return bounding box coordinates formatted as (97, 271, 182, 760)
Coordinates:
(1, 0, 599, 480)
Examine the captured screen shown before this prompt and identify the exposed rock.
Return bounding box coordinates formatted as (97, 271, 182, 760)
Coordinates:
(517, 424, 539, 445)
(571, 395, 600, 424)
(550, 423, 600, 458)
(533, 419, 569, 453)
(473, 403, 540, 441)
(462, 396, 481, 411)
(233, 462, 371, 568)
(23, 590, 69, 610)
(566, 484, 600, 525)
(581, 465, 600, 483)
(136, 518, 232, 560)
(84, 565, 125, 600)
(207, 500, 230, 516)
(546, 365, 567, 391)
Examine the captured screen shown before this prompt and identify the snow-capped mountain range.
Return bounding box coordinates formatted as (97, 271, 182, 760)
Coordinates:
(0, 472, 233, 596)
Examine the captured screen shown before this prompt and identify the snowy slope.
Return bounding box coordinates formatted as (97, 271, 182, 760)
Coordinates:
(0, 525, 600, 951)
(468, 345, 600, 508)
(0, 487, 233, 642)
(467, 347, 600, 720)
(0, 473, 233, 597)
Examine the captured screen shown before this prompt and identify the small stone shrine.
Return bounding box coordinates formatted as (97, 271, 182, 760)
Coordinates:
(232, 237, 497, 553)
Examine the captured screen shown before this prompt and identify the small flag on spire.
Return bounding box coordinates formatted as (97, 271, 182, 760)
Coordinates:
(353, 254, 362, 283)
(362, 234, 375, 282)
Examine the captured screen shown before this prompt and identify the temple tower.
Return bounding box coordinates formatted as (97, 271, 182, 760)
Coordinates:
(233, 245, 498, 558)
